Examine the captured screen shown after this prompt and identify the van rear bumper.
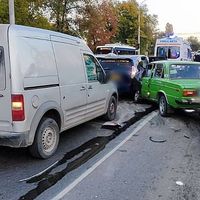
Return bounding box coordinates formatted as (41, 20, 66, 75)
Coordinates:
(0, 131, 29, 147)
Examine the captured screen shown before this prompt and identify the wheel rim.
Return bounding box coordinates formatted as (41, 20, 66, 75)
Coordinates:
(159, 98, 165, 114)
(42, 126, 57, 153)
(110, 101, 115, 114)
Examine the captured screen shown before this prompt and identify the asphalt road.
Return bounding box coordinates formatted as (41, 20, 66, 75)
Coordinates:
(58, 110, 200, 200)
(0, 100, 200, 200)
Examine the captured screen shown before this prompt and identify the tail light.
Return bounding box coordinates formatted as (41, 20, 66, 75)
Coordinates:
(183, 90, 197, 97)
(12, 94, 25, 121)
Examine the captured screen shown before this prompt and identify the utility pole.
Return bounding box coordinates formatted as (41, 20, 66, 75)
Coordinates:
(137, 0, 146, 55)
(138, 10, 141, 55)
(9, 0, 15, 24)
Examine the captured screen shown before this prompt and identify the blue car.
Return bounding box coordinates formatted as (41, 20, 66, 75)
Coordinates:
(96, 54, 148, 96)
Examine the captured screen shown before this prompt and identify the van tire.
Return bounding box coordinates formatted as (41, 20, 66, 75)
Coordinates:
(104, 96, 117, 121)
(29, 117, 59, 159)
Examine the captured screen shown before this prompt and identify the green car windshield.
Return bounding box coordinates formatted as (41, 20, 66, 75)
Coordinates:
(170, 64, 200, 79)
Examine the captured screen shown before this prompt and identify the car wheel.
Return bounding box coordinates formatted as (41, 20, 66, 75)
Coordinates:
(29, 117, 60, 159)
(104, 96, 117, 121)
(159, 95, 169, 117)
(133, 90, 140, 103)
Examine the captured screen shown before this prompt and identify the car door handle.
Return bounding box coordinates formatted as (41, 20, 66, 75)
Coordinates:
(88, 85, 93, 89)
(0, 94, 3, 98)
(80, 86, 86, 91)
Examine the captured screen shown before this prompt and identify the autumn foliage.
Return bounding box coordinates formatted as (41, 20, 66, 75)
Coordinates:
(0, 0, 158, 54)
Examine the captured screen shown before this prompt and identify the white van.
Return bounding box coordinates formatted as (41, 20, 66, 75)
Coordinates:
(154, 36, 192, 61)
(0, 25, 118, 158)
(96, 43, 138, 55)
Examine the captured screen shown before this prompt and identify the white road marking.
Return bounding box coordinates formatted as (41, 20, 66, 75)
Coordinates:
(52, 111, 158, 200)
(19, 160, 59, 182)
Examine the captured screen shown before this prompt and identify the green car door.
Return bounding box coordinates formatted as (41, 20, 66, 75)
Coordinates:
(141, 63, 165, 101)
(141, 63, 154, 98)
(149, 63, 165, 100)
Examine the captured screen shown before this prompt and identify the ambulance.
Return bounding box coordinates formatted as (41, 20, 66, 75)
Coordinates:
(154, 35, 192, 61)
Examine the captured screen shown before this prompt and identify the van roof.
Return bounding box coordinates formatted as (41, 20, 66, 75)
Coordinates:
(1, 24, 88, 48)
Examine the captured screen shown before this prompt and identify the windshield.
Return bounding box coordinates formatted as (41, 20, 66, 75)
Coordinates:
(157, 46, 180, 59)
(0, 48, 5, 90)
(170, 64, 200, 79)
(98, 59, 133, 70)
(96, 47, 112, 54)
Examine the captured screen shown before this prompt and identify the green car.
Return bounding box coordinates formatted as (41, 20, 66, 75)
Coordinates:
(135, 61, 200, 116)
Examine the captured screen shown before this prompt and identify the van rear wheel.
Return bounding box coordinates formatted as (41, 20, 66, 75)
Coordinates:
(29, 117, 59, 159)
(104, 96, 117, 121)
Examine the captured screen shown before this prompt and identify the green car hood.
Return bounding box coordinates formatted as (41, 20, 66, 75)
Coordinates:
(170, 79, 200, 89)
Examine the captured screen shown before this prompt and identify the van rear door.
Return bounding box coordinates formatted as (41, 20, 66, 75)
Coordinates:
(0, 45, 12, 131)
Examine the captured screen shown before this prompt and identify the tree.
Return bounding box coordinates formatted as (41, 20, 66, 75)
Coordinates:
(115, 0, 158, 54)
(76, 0, 118, 51)
(0, 0, 158, 54)
(115, 0, 138, 46)
(187, 36, 200, 51)
(139, 8, 158, 55)
(165, 22, 174, 36)
(0, 0, 51, 29)
(43, 0, 80, 33)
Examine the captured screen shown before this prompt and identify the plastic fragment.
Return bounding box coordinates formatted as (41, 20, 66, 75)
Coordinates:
(149, 136, 167, 143)
(176, 181, 184, 186)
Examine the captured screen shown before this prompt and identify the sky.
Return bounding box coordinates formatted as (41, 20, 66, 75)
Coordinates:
(139, 0, 200, 33)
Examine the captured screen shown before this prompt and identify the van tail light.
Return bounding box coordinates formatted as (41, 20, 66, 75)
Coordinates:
(12, 94, 25, 121)
(183, 90, 197, 97)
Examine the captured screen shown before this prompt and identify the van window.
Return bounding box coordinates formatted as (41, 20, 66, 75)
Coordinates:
(84, 54, 104, 83)
(0, 47, 5, 90)
(157, 46, 180, 59)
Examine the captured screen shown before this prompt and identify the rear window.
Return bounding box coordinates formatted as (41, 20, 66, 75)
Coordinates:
(170, 64, 200, 79)
(96, 47, 112, 54)
(114, 48, 136, 55)
(98, 59, 133, 70)
(157, 46, 180, 59)
(0, 47, 5, 90)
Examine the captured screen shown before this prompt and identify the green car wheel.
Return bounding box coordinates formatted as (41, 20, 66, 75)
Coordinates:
(159, 95, 169, 117)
